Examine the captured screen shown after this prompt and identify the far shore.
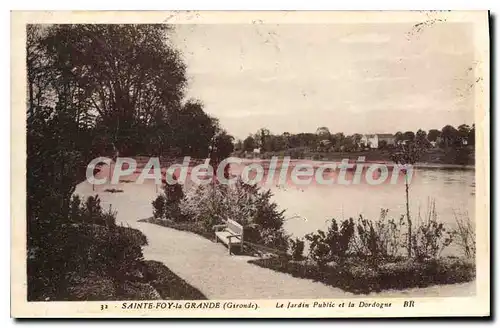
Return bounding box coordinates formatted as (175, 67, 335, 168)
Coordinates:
(234, 157, 475, 171)
(115, 154, 475, 172)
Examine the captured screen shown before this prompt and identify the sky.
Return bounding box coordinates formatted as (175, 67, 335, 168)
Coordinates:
(171, 23, 476, 139)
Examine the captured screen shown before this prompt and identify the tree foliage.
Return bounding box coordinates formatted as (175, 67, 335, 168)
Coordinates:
(26, 24, 229, 300)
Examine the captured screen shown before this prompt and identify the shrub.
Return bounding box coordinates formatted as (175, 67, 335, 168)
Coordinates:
(180, 179, 289, 251)
(69, 195, 82, 223)
(305, 230, 330, 265)
(354, 209, 404, 263)
(163, 182, 185, 221)
(305, 218, 355, 266)
(120, 281, 161, 300)
(152, 194, 167, 219)
(290, 237, 305, 261)
(452, 210, 475, 259)
(259, 227, 290, 252)
(412, 200, 453, 261)
(30, 197, 149, 301)
(83, 195, 104, 223)
(68, 195, 116, 226)
(180, 183, 227, 228)
(66, 272, 117, 301)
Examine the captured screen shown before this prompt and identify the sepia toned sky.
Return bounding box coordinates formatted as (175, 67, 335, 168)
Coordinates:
(172, 23, 476, 139)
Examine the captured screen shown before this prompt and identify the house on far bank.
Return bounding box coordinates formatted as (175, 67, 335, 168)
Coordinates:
(360, 133, 395, 149)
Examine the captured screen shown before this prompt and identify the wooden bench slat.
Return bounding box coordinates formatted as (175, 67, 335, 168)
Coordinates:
(215, 231, 241, 244)
(214, 219, 244, 255)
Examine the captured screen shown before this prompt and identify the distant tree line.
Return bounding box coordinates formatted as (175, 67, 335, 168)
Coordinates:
(393, 124, 475, 149)
(234, 124, 475, 154)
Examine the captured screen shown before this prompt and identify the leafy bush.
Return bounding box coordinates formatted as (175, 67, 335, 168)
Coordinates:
(68, 195, 116, 226)
(152, 194, 167, 219)
(66, 272, 117, 301)
(180, 183, 227, 229)
(452, 210, 475, 259)
(120, 281, 161, 300)
(412, 200, 453, 261)
(179, 179, 289, 251)
(151, 182, 186, 221)
(163, 182, 185, 221)
(29, 192, 152, 301)
(353, 209, 404, 263)
(259, 227, 290, 252)
(290, 237, 305, 261)
(305, 218, 355, 266)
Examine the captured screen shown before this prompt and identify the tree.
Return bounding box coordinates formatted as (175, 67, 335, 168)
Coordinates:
(243, 135, 256, 152)
(331, 132, 345, 150)
(210, 130, 235, 165)
(26, 24, 197, 300)
(403, 131, 415, 142)
(394, 131, 404, 144)
(427, 129, 441, 143)
(42, 24, 187, 155)
(174, 100, 218, 157)
(457, 124, 471, 146)
(342, 136, 356, 152)
(415, 129, 429, 148)
(352, 133, 363, 150)
(282, 132, 291, 149)
(268, 135, 286, 152)
(256, 128, 271, 152)
(468, 124, 475, 146)
(316, 126, 331, 138)
(441, 125, 459, 148)
(27, 25, 53, 115)
(391, 142, 425, 258)
(234, 139, 243, 151)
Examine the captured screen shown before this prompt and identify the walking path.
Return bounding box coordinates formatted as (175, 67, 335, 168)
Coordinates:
(75, 175, 475, 299)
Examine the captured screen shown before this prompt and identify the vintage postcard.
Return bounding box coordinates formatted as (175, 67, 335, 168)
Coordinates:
(11, 11, 490, 318)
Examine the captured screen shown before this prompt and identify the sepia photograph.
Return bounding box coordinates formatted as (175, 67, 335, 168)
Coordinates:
(11, 10, 490, 318)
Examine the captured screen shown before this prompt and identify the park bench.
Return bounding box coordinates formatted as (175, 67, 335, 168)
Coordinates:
(213, 219, 244, 255)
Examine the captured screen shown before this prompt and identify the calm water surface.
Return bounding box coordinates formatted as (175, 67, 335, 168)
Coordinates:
(230, 160, 475, 239)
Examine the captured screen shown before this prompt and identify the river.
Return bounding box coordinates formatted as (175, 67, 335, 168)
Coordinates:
(226, 159, 475, 240)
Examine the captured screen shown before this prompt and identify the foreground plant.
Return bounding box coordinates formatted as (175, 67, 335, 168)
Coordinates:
(412, 199, 453, 260)
(391, 140, 425, 257)
(452, 210, 476, 259)
(305, 218, 355, 266)
(353, 209, 405, 264)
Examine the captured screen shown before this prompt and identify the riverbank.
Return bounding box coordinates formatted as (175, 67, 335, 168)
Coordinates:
(234, 157, 475, 171)
(233, 147, 475, 168)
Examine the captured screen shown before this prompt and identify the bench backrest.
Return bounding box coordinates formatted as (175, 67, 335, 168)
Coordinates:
(227, 219, 243, 236)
